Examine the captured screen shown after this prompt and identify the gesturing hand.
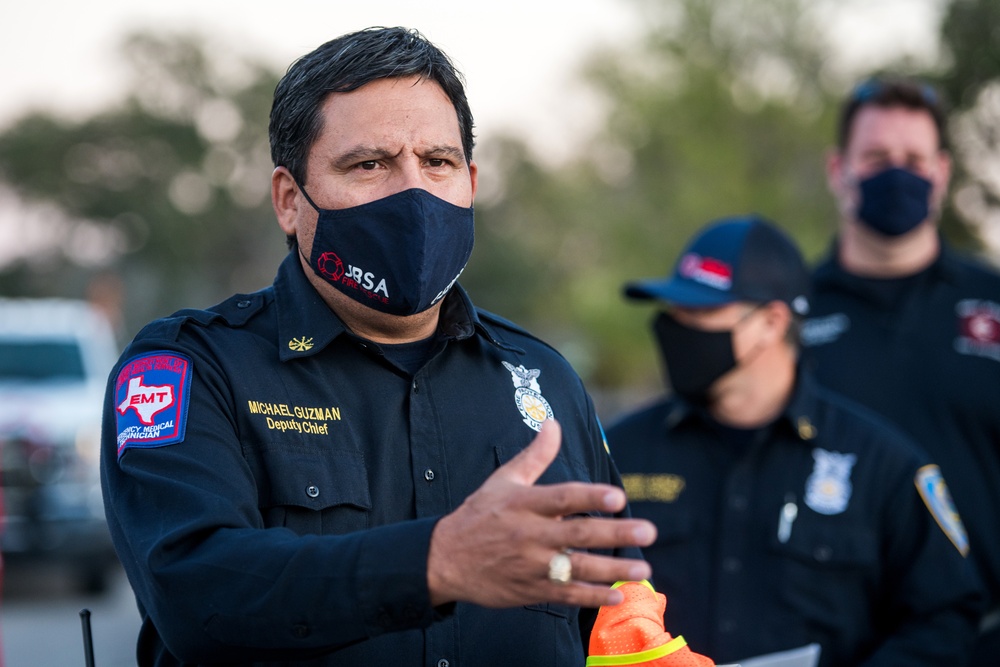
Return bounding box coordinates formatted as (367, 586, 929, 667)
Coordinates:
(427, 419, 656, 609)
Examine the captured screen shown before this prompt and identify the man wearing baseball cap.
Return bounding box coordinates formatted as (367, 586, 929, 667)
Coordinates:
(605, 215, 984, 666)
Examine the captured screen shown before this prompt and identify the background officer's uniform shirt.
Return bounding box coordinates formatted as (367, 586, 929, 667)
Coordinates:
(606, 372, 983, 667)
(803, 241, 1000, 624)
(101, 252, 629, 667)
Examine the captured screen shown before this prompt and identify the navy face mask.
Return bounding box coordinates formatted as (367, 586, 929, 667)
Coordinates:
(299, 187, 474, 316)
(856, 167, 933, 237)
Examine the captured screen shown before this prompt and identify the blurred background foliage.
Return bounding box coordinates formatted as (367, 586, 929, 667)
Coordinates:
(0, 0, 997, 417)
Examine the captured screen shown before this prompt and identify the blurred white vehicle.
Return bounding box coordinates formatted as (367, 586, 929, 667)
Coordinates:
(0, 298, 120, 593)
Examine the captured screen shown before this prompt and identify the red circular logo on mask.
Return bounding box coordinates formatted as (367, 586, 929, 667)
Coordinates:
(316, 252, 345, 282)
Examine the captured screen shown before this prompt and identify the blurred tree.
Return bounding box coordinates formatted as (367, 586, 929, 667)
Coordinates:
(0, 32, 284, 340)
(466, 0, 841, 407)
(935, 0, 1000, 254)
(1, 1, 991, 410)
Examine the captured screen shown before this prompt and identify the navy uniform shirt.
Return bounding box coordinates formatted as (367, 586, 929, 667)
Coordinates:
(803, 242, 1000, 624)
(606, 372, 983, 666)
(101, 252, 630, 667)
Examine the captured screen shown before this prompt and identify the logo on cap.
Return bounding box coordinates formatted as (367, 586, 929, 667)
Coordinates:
(678, 253, 732, 290)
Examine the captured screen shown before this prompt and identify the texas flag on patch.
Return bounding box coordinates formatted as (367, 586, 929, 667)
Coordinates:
(114, 351, 192, 459)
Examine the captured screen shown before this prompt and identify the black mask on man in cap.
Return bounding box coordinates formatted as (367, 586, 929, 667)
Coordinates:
(652, 312, 737, 403)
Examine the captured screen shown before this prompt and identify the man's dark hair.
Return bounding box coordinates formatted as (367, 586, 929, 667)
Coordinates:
(836, 75, 949, 152)
(269, 26, 476, 186)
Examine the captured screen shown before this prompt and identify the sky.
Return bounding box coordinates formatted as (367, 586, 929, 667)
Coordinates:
(2, 0, 643, 163)
(1, 0, 945, 161)
(0, 0, 950, 269)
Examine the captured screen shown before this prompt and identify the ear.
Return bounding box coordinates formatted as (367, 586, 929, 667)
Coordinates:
(761, 301, 792, 346)
(468, 159, 479, 203)
(272, 166, 302, 237)
(932, 150, 952, 209)
(825, 149, 844, 197)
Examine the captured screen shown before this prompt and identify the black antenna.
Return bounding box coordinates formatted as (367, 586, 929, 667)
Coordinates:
(80, 609, 96, 667)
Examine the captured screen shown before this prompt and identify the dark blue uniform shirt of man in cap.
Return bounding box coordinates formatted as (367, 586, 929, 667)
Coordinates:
(606, 216, 984, 666)
(100, 26, 655, 667)
(804, 75, 1000, 665)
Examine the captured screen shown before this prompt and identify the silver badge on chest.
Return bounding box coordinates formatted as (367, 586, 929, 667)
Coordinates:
(502, 361, 554, 432)
(805, 448, 857, 515)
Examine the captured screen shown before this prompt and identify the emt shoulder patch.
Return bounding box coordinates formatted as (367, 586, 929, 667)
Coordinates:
(915, 464, 969, 556)
(114, 351, 193, 460)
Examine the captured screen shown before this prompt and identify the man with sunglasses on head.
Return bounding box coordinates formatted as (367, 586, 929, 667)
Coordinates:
(802, 75, 1000, 665)
(606, 215, 983, 666)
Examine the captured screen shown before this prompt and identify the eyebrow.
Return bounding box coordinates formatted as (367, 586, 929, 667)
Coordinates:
(330, 144, 467, 170)
(331, 146, 398, 170)
(420, 145, 467, 162)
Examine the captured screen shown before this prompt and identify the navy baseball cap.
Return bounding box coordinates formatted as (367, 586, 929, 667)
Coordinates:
(624, 215, 810, 315)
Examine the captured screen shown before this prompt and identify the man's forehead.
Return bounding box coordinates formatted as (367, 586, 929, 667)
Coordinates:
(316, 77, 462, 145)
(846, 105, 942, 153)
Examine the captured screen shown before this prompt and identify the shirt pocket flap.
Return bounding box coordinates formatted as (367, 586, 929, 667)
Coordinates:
(494, 443, 588, 486)
(250, 445, 372, 512)
(773, 521, 878, 568)
(649, 508, 696, 545)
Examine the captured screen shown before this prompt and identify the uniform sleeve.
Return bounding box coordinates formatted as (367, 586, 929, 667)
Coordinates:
(101, 336, 440, 663)
(859, 459, 985, 665)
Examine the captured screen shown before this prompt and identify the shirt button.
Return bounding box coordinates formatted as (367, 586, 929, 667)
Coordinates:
(292, 624, 309, 638)
(730, 495, 747, 511)
(719, 619, 737, 634)
(236, 300, 251, 308)
(723, 557, 742, 573)
(306, 485, 320, 498)
(814, 545, 833, 562)
(424, 469, 435, 482)
(437, 660, 450, 667)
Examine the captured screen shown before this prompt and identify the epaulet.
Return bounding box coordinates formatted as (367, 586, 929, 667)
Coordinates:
(476, 308, 533, 337)
(476, 308, 565, 358)
(207, 290, 270, 326)
(131, 290, 270, 343)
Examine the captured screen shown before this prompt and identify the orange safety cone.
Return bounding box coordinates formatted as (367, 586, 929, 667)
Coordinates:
(588, 581, 715, 666)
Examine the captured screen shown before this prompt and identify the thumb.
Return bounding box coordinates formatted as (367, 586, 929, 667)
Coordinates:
(493, 419, 562, 487)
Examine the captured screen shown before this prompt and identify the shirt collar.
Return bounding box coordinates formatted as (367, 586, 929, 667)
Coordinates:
(275, 252, 350, 361)
(274, 251, 519, 361)
(814, 234, 964, 297)
(663, 366, 821, 445)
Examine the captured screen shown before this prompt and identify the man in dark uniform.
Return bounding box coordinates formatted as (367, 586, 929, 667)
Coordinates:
(802, 75, 1000, 665)
(100, 27, 656, 667)
(607, 215, 983, 666)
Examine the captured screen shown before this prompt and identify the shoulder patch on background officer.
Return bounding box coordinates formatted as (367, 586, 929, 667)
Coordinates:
(954, 299, 1000, 362)
(915, 464, 970, 556)
(114, 351, 193, 460)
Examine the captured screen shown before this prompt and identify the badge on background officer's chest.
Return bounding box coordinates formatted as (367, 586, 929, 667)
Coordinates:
(804, 448, 857, 515)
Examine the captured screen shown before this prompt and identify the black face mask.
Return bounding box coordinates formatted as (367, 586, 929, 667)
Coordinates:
(652, 312, 737, 403)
